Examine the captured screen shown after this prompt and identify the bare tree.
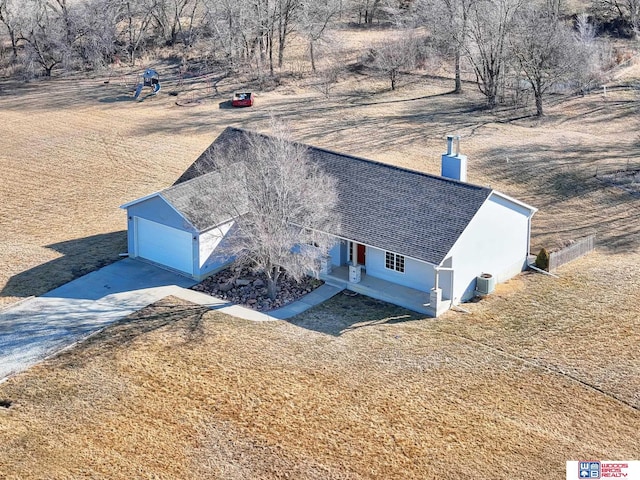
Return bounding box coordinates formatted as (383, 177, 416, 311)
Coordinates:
(348, 0, 383, 24)
(118, 0, 155, 65)
(310, 36, 345, 96)
(75, 0, 120, 69)
(464, 0, 524, 108)
(592, 0, 640, 37)
(0, 0, 22, 62)
(574, 12, 610, 93)
(46, 0, 76, 51)
(576, 11, 597, 44)
(202, 0, 254, 68)
(276, 0, 300, 68)
(202, 0, 298, 76)
(510, 2, 578, 115)
(368, 32, 419, 90)
(312, 62, 342, 96)
(412, 0, 473, 93)
(148, 0, 201, 47)
(298, 0, 342, 71)
(177, 0, 201, 49)
(203, 120, 339, 300)
(19, 0, 68, 76)
(5, 0, 117, 74)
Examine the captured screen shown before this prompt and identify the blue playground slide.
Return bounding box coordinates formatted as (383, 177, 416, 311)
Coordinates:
(153, 83, 161, 94)
(134, 84, 143, 99)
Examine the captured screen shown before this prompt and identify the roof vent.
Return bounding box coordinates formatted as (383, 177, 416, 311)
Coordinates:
(441, 135, 467, 182)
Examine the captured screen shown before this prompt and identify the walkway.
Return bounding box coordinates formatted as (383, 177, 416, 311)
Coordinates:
(0, 259, 343, 382)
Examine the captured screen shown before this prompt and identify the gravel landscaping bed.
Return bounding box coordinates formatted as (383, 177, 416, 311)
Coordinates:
(191, 265, 324, 311)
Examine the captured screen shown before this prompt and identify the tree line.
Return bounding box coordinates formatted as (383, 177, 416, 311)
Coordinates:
(0, 0, 628, 115)
(377, 0, 615, 115)
(0, 0, 350, 75)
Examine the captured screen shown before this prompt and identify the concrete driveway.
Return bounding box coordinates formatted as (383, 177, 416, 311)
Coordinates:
(0, 259, 201, 381)
(0, 259, 343, 382)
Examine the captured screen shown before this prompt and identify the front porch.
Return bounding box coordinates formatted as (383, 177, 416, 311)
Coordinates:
(320, 266, 451, 317)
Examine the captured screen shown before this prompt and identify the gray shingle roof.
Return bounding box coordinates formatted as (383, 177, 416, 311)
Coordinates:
(173, 127, 240, 186)
(161, 172, 227, 232)
(169, 127, 493, 265)
(161, 162, 248, 231)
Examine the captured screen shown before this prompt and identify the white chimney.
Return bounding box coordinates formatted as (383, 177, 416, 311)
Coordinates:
(441, 135, 467, 182)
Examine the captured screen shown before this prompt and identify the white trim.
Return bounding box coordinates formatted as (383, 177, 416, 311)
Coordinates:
(120, 192, 162, 210)
(121, 191, 197, 233)
(157, 193, 200, 231)
(384, 251, 406, 273)
(490, 190, 538, 216)
(200, 221, 232, 235)
(440, 191, 536, 267)
(526, 215, 533, 256)
(198, 216, 238, 234)
(121, 191, 206, 234)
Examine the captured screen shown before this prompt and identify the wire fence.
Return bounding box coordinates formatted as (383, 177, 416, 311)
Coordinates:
(549, 235, 596, 272)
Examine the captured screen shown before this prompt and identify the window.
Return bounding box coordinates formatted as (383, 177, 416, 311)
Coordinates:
(385, 252, 405, 273)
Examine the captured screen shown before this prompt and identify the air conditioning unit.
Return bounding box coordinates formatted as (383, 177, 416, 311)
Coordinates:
(476, 273, 496, 295)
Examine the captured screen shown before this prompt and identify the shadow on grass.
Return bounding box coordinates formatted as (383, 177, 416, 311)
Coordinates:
(98, 95, 134, 103)
(479, 141, 640, 252)
(54, 299, 209, 370)
(287, 292, 426, 336)
(0, 230, 127, 300)
(347, 89, 475, 108)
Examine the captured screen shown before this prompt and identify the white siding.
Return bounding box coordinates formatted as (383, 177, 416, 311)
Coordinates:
(126, 195, 194, 257)
(197, 220, 239, 278)
(127, 195, 190, 229)
(446, 193, 531, 302)
(135, 217, 194, 274)
(199, 221, 233, 268)
(365, 246, 435, 293)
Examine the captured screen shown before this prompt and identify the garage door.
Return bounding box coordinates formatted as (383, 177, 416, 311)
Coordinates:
(135, 217, 193, 274)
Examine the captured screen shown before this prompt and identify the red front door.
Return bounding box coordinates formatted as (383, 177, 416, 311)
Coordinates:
(357, 244, 366, 265)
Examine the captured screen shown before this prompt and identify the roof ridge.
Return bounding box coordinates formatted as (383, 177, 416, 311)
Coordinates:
(129, 126, 503, 264)
(163, 166, 221, 193)
(226, 126, 490, 192)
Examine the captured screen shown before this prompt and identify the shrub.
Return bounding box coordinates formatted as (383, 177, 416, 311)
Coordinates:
(535, 248, 550, 271)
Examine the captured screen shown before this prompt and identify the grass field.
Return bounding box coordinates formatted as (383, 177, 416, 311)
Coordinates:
(0, 25, 639, 479)
(1, 39, 640, 305)
(0, 251, 637, 479)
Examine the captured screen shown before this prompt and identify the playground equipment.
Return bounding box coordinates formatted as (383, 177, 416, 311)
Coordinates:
(134, 68, 161, 99)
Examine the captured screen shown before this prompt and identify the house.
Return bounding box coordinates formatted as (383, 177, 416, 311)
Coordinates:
(121, 127, 536, 316)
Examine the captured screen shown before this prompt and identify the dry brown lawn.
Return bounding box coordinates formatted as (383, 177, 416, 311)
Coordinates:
(2, 32, 640, 305)
(0, 25, 639, 479)
(0, 250, 637, 479)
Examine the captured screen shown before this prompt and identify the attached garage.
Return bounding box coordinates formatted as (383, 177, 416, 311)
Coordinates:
(121, 172, 238, 281)
(134, 217, 193, 275)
